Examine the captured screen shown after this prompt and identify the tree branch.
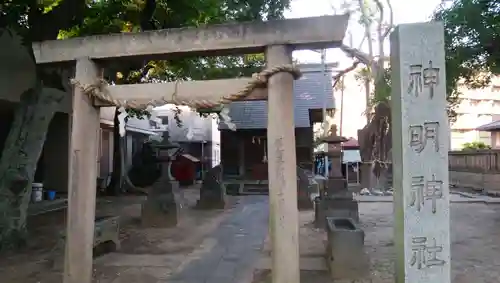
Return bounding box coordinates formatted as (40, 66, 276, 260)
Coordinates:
(373, 0, 385, 79)
(340, 44, 390, 65)
(382, 0, 394, 38)
(340, 44, 371, 65)
(332, 60, 361, 88)
(373, 0, 384, 28)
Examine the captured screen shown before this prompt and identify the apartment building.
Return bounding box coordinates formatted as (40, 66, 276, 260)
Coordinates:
(451, 77, 500, 150)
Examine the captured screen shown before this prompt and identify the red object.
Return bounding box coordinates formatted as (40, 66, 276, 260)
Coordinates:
(252, 163, 268, 180)
(171, 156, 196, 182)
(342, 138, 360, 149)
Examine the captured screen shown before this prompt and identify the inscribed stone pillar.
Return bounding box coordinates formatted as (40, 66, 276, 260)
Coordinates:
(197, 165, 226, 209)
(391, 23, 450, 283)
(265, 45, 300, 283)
(64, 58, 101, 283)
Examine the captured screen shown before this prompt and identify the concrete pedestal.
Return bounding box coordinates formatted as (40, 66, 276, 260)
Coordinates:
(141, 181, 179, 227)
(326, 217, 368, 280)
(314, 197, 359, 229)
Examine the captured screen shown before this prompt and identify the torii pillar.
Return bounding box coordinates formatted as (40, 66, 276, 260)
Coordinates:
(266, 45, 300, 283)
(65, 57, 101, 283)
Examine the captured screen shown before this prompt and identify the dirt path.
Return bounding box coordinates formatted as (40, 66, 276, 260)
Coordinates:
(92, 195, 269, 283)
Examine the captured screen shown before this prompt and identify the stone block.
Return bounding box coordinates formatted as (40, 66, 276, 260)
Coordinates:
(325, 177, 348, 197)
(329, 155, 344, 178)
(141, 200, 179, 227)
(197, 165, 226, 209)
(314, 197, 360, 229)
(196, 194, 227, 209)
(314, 197, 326, 229)
(298, 180, 313, 210)
(141, 184, 179, 227)
(297, 167, 314, 210)
(94, 216, 121, 251)
(326, 217, 368, 280)
(323, 198, 359, 223)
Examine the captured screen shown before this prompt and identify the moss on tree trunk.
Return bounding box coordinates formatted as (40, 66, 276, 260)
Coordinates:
(0, 84, 64, 250)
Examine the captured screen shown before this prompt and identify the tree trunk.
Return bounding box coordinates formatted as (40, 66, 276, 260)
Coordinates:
(0, 84, 65, 250)
(106, 108, 123, 195)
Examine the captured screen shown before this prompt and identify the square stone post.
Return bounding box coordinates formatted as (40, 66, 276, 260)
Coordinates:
(64, 58, 101, 283)
(265, 45, 300, 283)
(391, 23, 450, 283)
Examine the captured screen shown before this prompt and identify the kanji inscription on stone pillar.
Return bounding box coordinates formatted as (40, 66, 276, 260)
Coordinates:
(391, 22, 451, 283)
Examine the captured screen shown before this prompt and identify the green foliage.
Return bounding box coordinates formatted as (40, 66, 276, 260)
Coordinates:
(0, 0, 289, 120)
(462, 141, 492, 150)
(2, 0, 291, 85)
(57, 0, 287, 118)
(353, 66, 391, 110)
(433, 0, 500, 120)
(1, 0, 292, 138)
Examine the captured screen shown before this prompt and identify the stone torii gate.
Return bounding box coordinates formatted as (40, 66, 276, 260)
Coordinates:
(32, 15, 350, 283)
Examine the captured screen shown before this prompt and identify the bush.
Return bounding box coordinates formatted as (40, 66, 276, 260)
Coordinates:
(461, 141, 492, 150)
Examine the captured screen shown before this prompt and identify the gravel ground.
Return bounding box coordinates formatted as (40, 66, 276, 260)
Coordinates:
(361, 202, 500, 283)
(258, 201, 500, 283)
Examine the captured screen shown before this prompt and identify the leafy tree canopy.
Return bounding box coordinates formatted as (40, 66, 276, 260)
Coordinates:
(433, 0, 500, 93)
(349, 0, 499, 120)
(1, 0, 290, 90)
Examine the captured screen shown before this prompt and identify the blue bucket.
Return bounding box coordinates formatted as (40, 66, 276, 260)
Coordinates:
(47, 190, 56, 200)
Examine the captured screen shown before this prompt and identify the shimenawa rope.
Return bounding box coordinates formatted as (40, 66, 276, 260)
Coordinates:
(70, 64, 301, 110)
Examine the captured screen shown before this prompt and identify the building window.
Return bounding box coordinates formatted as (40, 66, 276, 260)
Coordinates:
(478, 130, 491, 139)
(162, 117, 169, 125)
(149, 120, 160, 129)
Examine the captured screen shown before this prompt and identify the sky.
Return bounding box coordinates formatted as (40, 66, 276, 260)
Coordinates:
(284, 0, 443, 68)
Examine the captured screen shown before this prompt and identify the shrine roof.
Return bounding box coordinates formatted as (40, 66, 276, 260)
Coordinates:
(219, 64, 335, 129)
(476, 120, 500, 132)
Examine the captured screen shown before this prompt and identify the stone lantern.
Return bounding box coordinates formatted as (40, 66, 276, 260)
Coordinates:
(141, 135, 183, 228)
(315, 125, 359, 229)
(317, 125, 348, 197)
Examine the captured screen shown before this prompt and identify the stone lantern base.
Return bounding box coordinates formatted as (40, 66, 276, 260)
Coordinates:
(141, 180, 180, 228)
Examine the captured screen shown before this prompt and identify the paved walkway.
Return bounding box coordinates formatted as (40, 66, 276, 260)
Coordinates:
(168, 196, 269, 283)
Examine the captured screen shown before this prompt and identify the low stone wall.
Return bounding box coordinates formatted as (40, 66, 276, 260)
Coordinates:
(450, 170, 500, 193)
